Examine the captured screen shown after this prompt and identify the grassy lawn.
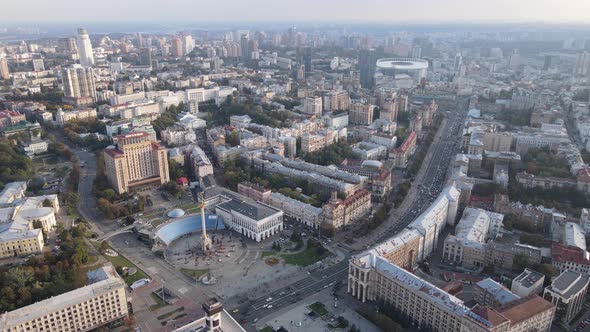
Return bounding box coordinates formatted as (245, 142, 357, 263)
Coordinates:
(180, 268, 208, 280)
(261, 251, 277, 258)
(280, 245, 330, 267)
(259, 327, 274, 332)
(309, 301, 328, 317)
(92, 242, 150, 285)
(149, 292, 169, 311)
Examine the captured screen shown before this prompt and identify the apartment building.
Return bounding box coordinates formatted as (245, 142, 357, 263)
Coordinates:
(55, 107, 97, 126)
(104, 132, 170, 194)
(322, 190, 372, 230)
(237, 181, 271, 204)
(349, 103, 375, 125)
(0, 265, 129, 332)
(392, 131, 417, 168)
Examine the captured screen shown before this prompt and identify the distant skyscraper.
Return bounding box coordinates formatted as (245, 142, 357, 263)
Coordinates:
(303, 47, 313, 74)
(574, 52, 590, 76)
(454, 52, 463, 70)
(508, 49, 520, 69)
(76, 28, 94, 67)
(58, 37, 77, 53)
(543, 55, 553, 71)
(359, 49, 377, 89)
(171, 37, 183, 57)
(182, 34, 194, 55)
(240, 34, 250, 61)
(62, 66, 96, 101)
(411, 46, 422, 59)
(138, 48, 152, 66)
(0, 58, 9, 80)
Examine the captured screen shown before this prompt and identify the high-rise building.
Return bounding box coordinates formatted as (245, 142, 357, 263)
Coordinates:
(454, 52, 463, 70)
(76, 28, 95, 67)
(104, 132, 170, 194)
(138, 47, 152, 66)
(58, 37, 77, 52)
(240, 34, 250, 61)
(182, 34, 194, 55)
(0, 58, 9, 80)
(62, 65, 96, 101)
(574, 52, 590, 76)
(171, 37, 183, 57)
(543, 55, 553, 70)
(303, 47, 313, 74)
(350, 103, 375, 125)
(359, 49, 377, 89)
(411, 45, 422, 58)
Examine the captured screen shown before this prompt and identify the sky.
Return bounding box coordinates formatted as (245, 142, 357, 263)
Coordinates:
(3, 0, 590, 24)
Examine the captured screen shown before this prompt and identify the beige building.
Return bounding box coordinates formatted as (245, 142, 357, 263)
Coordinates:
(348, 253, 555, 332)
(104, 132, 170, 194)
(0, 264, 129, 332)
(55, 107, 97, 126)
(483, 132, 512, 152)
(62, 65, 96, 101)
(303, 96, 322, 117)
(349, 103, 375, 125)
(237, 181, 271, 204)
(0, 57, 9, 80)
(322, 190, 371, 229)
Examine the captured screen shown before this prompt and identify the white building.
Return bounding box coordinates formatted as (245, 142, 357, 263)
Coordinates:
(268, 192, 322, 228)
(213, 191, 284, 242)
(511, 268, 545, 297)
(191, 146, 214, 179)
(76, 27, 95, 67)
(161, 125, 197, 146)
(55, 107, 97, 126)
(543, 270, 590, 323)
(23, 140, 48, 156)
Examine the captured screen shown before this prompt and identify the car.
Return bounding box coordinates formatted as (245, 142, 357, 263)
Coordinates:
(266, 297, 272, 302)
(267, 305, 273, 309)
(232, 308, 239, 313)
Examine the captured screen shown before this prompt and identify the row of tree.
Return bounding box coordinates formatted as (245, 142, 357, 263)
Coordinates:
(0, 223, 92, 312)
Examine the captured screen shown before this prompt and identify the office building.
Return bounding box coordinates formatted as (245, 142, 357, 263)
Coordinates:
(348, 253, 554, 331)
(359, 49, 377, 89)
(104, 132, 170, 194)
(76, 28, 94, 67)
(0, 58, 9, 80)
(62, 65, 96, 101)
(511, 268, 545, 297)
(0, 265, 129, 332)
(543, 270, 590, 323)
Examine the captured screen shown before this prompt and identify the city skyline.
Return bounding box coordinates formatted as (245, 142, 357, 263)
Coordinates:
(3, 0, 590, 24)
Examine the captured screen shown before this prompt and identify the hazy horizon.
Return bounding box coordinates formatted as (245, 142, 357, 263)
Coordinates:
(3, 0, 590, 25)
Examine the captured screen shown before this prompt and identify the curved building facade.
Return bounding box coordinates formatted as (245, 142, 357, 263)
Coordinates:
(376, 58, 429, 88)
(155, 214, 223, 246)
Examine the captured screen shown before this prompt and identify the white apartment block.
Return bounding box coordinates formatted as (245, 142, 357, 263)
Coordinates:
(303, 96, 322, 117)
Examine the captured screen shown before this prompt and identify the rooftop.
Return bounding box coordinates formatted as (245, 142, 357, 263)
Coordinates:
(513, 269, 544, 288)
(546, 270, 590, 299)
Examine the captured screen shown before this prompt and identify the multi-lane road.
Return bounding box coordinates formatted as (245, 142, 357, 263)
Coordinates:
(233, 98, 469, 328)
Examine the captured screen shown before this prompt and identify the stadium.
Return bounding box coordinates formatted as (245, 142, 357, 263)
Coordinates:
(375, 58, 429, 88)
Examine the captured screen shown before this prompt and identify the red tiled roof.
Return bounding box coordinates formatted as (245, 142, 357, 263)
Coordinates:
(552, 242, 590, 265)
(496, 295, 554, 325)
(393, 131, 416, 154)
(577, 168, 590, 183)
(471, 307, 508, 326)
(104, 148, 124, 158)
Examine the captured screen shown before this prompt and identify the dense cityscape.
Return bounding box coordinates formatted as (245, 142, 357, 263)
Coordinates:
(2, 3, 590, 332)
